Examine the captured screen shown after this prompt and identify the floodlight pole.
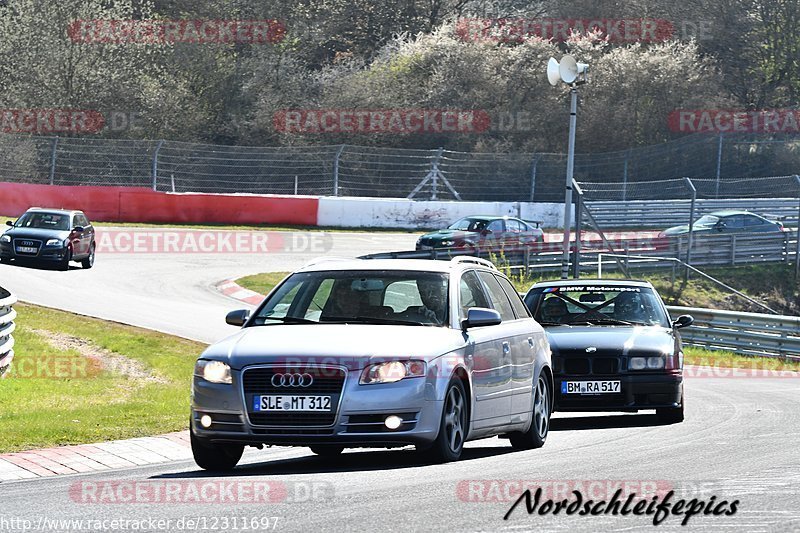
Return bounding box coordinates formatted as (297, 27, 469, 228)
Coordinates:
(560, 85, 578, 279)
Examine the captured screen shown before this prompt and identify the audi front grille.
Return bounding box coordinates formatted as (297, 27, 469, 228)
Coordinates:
(242, 365, 346, 427)
(12, 239, 42, 256)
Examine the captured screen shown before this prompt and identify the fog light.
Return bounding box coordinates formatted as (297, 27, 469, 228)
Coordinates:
(200, 415, 212, 428)
(384, 415, 403, 430)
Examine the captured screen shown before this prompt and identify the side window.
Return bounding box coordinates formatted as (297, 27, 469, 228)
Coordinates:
(459, 270, 490, 320)
(494, 274, 530, 318)
(79, 214, 90, 227)
(72, 215, 80, 228)
(744, 215, 764, 226)
(725, 216, 744, 228)
(476, 271, 516, 322)
(486, 220, 504, 233)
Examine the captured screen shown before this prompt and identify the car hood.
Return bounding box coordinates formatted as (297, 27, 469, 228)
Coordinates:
(420, 229, 475, 242)
(544, 326, 676, 356)
(662, 224, 713, 236)
(3, 227, 71, 240)
(202, 324, 467, 370)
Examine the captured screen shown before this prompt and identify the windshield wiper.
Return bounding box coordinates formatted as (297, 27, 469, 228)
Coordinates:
(567, 317, 638, 326)
(537, 321, 570, 326)
(320, 315, 427, 326)
(256, 316, 318, 325)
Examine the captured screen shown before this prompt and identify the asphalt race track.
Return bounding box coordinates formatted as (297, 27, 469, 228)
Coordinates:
(1, 228, 798, 532)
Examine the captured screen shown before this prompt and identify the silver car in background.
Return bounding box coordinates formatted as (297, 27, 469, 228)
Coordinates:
(191, 256, 553, 470)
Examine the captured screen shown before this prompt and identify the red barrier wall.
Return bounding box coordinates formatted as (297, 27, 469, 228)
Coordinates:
(0, 183, 319, 225)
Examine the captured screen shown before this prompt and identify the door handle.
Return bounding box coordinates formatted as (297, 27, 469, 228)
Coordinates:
(502, 341, 510, 354)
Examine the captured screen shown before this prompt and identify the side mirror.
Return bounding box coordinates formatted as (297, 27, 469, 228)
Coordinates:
(480, 229, 492, 236)
(5, 221, 11, 227)
(672, 315, 693, 329)
(462, 307, 502, 329)
(226, 309, 251, 326)
(714, 222, 725, 232)
(73, 226, 84, 233)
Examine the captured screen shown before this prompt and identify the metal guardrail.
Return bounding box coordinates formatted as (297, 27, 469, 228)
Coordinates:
(586, 198, 800, 229)
(666, 305, 800, 360)
(0, 286, 17, 377)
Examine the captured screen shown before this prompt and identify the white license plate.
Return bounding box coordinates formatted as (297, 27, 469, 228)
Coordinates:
(15, 246, 37, 254)
(253, 395, 332, 412)
(562, 380, 621, 394)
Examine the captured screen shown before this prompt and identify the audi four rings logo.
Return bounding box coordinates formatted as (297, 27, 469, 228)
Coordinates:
(271, 372, 314, 387)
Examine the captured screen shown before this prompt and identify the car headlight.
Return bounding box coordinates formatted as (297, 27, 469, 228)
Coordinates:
(195, 360, 232, 384)
(629, 356, 665, 370)
(0, 235, 9, 243)
(360, 360, 426, 385)
(45, 238, 63, 247)
(440, 240, 455, 247)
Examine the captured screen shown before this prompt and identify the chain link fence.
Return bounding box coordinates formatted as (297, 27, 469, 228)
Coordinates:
(0, 132, 798, 201)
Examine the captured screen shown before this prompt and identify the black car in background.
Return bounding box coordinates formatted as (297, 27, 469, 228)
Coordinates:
(523, 279, 693, 424)
(0, 208, 96, 270)
(660, 210, 784, 237)
(416, 216, 544, 253)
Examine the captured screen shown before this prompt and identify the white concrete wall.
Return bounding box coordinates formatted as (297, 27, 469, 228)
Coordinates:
(317, 196, 570, 229)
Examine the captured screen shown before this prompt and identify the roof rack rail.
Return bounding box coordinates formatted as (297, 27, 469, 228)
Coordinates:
(450, 256, 497, 270)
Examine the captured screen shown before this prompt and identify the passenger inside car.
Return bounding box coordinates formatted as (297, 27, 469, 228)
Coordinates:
(613, 292, 648, 323)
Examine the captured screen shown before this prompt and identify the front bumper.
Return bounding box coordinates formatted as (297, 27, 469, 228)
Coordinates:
(191, 368, 443, 447)
(554, 372, 683, 412)
(0, 243, 69, 262)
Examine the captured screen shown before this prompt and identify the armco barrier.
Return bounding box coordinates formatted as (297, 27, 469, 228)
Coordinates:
(0, 286, 16, 377)
(0, 182, 319, 225)
(666, 305, 800, 359)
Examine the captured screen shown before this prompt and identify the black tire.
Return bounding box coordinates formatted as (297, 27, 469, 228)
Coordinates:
(309, 445, 344, 457)
(509, 372, 551, 450)
(58, 247, 72, 271)
(190, 430, 244, 471)
(417, 378, 468, 463)
(657, 404, 684, 424)
(81, 243, 96, 269)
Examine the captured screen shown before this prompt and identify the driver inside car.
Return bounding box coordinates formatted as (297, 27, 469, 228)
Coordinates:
(613, 292, 647, 323)
(540, 296, 568, 323)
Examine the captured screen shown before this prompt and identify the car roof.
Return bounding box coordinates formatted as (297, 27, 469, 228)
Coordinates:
(297, 257, 498, 274)
(25, 207, 85, 216)
(456, 215, 517, 221)
(708, 210, 757, 217)
(530, 278, 655, 289)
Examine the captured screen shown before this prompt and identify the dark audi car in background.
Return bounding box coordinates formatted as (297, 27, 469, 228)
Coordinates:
(416, 216, 544, 253)
(0, 208, 96, 270)
(523, 279, 692, 424)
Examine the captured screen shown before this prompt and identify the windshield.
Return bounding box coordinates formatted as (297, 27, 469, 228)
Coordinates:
(694, 215, 720, 226)
(447, 218, 488, 232)
(14, 212, 70, 230)
(252, 270, 449, 327)
(527, 285, 670, 327)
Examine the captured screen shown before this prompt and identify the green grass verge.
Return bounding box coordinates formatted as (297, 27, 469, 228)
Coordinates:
(0, 303, 206, 453)
(236, 271, 291, 295)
